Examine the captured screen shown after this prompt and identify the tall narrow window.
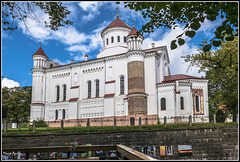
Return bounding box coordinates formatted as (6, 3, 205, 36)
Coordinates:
(117, 36, 120, 42)
(88, 81, 91, 98)
(56, 85, 60, 101)
(161, 98, 166, 110)
(63, 84, 66, 101)
(96, 80, 99, 97)
(106, 38, 108, 45)
(124, 36, 127, 43)
(120, 76, 124, 94)
(195, 95, 200, 112)
(111, 36, 114, 43)
(181, 97, 184, 110)
(55, 110, 58, 120)
(62, 109, 65, 119)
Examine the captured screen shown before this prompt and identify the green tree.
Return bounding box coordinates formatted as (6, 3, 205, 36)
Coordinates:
(182, 37, 238, 116)
(119, 2, 238, 52)
(2, 86, 32, 123)
(2, 2, 73, 35)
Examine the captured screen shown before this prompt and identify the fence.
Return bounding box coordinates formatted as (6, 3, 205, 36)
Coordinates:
(2, 114, 238, 132)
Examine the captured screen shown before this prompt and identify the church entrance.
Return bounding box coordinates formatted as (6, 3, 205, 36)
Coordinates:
(130, 117, 135, 126)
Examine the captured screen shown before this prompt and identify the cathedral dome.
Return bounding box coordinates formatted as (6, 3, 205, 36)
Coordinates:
(98, 15, 132, 58)
(101, 16, 132, 37)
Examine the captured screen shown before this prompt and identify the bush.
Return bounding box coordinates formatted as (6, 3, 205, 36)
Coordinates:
(21, 123, 29, 128)
(35, 119, 47, 127)
(216, 109, 226, 123)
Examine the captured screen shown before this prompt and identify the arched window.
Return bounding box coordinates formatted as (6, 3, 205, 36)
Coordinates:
(117, 36, 120, 42)
(96, 80, 99, 97)
(106, 38, 108, 45)
(88, 81, 91, 98)
(50, 64, 53, 68)
(62, 109, 65, 119)
(120, 76, 124, 94)
(124, 36, 127, 43)
(111, 36, 114, 43)
(63, 84, 66, 101)
(181, 97, 184, 110)
(55, 110, 58, 120)
(56, 85, 60, 101)
(161, 98, 166, 110)
(195, 95, 200, 112)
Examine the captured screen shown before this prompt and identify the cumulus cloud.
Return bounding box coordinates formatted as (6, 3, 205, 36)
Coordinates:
(73, 54, 85, 62)
(78, 2, 103, 21)
(52, 58, 71, 65)
(2, 78, 20, 88)
(53, 26, 87, 45)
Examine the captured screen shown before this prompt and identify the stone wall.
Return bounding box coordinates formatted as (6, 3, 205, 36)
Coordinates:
(2, 126, 238, 160)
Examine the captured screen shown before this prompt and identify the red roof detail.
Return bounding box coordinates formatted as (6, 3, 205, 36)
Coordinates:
(70, 86, 80, 89)
(105, 80, 115, 84)
(128, 27, 139, 36)
(31, 103, 44, 105)
(69, 98, 78, 101)
(85, 54, 88, 57)
(101, 17, 132, 35)
(162, 74, 208, 83)
(32, 47, 48, 59)
(104, 93, 115, 97)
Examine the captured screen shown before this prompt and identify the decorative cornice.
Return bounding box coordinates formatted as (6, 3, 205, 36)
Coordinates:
(52, 72, 70, 79)
(144, 46, 163, 53)
(126, 50, 145, 57)
(127, 92, 148, 98)
(31, 68, 46, 73)
(156, 82, 175, 88)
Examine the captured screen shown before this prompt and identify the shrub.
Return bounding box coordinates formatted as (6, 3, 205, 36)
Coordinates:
(216, 109, 226, 123)
(21, 123, 29, 128)
(35, 119, 47, 127)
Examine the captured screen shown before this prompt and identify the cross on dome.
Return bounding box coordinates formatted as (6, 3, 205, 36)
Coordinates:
(116, 7, 119, 18)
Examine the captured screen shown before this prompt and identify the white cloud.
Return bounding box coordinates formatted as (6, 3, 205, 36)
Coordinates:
(67, 45, 90, 53)
(52, 58, 71, 65)
(53, 26, 87, 45)
(74, 54, 85, 61)
(18, 5, 52, 42)
(78, 2, 103, 21)
(2, 78, 20, 88)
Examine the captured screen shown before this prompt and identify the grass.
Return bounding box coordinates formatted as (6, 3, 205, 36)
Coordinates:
(2, 122, 238, 135)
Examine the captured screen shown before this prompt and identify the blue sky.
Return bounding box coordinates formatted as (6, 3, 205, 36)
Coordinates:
(2, 2, 224, 88)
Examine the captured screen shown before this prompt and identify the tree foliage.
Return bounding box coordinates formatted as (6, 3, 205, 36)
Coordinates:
(2, 2, 73, 35)
(118, 2, 238, 52)
(2, 86, 32, 123)
(182, 37, 238, 115)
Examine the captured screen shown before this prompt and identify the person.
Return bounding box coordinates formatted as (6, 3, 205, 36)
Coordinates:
(17, 152, 21, 159)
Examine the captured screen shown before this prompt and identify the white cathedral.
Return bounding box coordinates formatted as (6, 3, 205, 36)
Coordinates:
(30, 14, 209, 127)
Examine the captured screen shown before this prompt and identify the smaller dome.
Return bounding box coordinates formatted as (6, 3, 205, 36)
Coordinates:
(127, 27, 144, 39)
(128, 27, 138, 36)
(32, 47, 48, 59)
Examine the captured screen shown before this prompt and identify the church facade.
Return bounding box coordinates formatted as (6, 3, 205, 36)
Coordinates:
(30, 15, 209, 127)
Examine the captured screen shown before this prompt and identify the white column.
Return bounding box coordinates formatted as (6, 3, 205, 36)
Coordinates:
(32, 76, 35, 102)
